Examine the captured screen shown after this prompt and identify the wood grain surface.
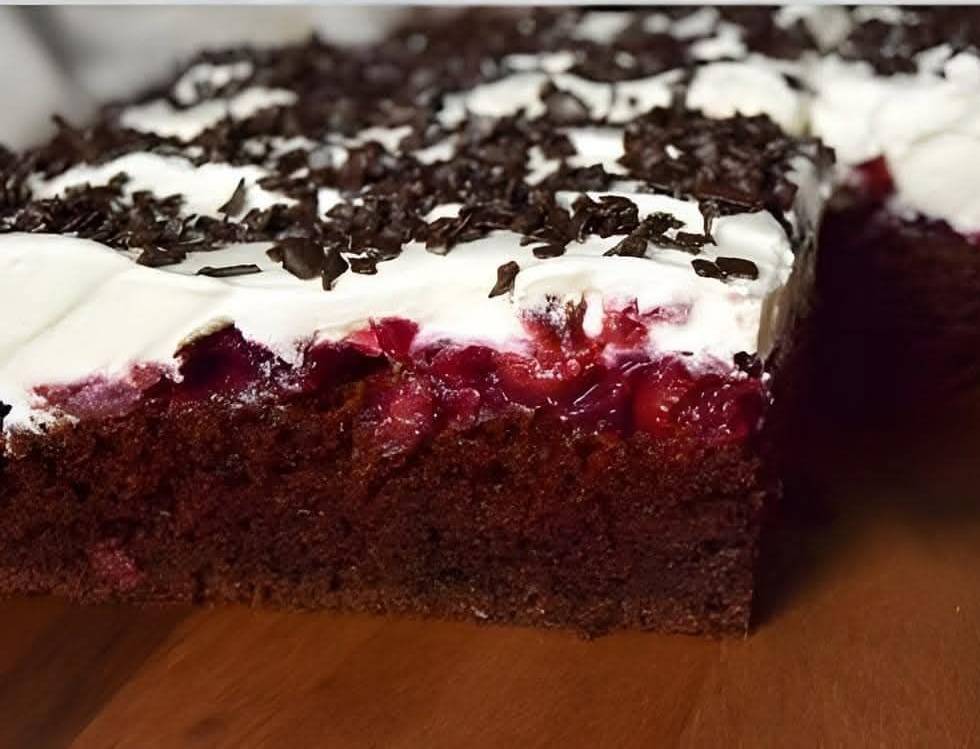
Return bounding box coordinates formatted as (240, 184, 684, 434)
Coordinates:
(2, 401, 979, 748)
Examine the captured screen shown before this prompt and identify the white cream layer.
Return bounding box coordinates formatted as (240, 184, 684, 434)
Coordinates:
(107, 8, 978, 233)
(809, 50, 980, 235)
(0, 183, 802, 432)
(121, 86, 296, 141)
(30, 152, 293, 218)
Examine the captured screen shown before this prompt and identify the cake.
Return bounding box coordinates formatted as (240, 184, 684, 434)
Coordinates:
(4, 6, 975, 636)
(807, 7, 980, 419)
(0, 8, 839, 636)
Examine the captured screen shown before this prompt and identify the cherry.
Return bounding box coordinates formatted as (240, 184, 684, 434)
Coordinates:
(672, 375, 765, 442)
(371, 318, 419, 362)
(35, 364, 166, 420)
(497, 352, 590, 407)
(855, 157, 895, 202)
(174, 326, 276, 399)
(561, 371, 631, 432)
(426, 345, 496, 388)
(631, 359, 695, 436)
(373, 379, 436, 456)
(600, 301, 647, 348)
(343, 327, 383, 357)
(302, 341, 383, 394)
(439, 386, 482, 430)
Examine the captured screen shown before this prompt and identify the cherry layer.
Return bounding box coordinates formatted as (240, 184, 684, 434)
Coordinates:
(853, 156, 895, 202)
(35, 306, 766, 456)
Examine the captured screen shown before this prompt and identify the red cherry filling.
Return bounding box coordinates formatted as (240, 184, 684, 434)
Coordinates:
(172, 326, 279, 400)
(671, 374, 766, 442)
(301, 341, 385, 395)
(34, 363, 166, 420)
(32, 303, 767, 454)
(854, 157, 895, 202)
(372, 379, 437, 456)
(561, 372, 631, 433)
(631, 359, 696, 437)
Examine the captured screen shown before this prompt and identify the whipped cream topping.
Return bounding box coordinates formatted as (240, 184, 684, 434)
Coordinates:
(687, 59, 807, 135)
(436, 61, 808, 134)
(437, 70, 681, 127)
(0, 178, 803, 431)
(30, 152, 293, 218)
(571, 12, 633, 44)
(121, 86, 296, 141)
(810, 49, 980, 234)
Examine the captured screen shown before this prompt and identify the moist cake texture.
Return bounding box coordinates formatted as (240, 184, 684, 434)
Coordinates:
(2, 6, 975, 634)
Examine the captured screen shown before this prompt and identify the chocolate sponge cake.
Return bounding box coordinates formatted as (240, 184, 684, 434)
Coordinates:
(807, 7, 980, 420)
(0, 8, 837, 635)
(26, 5, 980, 635)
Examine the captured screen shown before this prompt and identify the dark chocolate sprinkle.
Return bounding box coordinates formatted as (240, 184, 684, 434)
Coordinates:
(671, 231, 713, 252)
(716, 256, 759, 280)
(540, 81, 590, 125)
(349, 255, 379, 274)
(0, 7, 834, 298)
(321, 247, 350, 290)
(604, 233, 648, 258)
(137, 246, 185, 268)
(489, 260, 520, 298)
(531, 243, 566, 259)
(839, 8, 980, 76)
(196, 263, 262, 278)
(734, 351, 763, 377)
(218, 178, 248, 217)
(691, 258, 724, 279)
(267, 237, 324, 280)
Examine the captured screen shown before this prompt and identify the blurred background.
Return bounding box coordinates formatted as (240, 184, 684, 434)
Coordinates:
(0, 5, 411, 149)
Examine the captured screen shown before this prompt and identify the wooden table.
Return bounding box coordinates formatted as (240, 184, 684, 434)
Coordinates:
(2, 405, 979, 748)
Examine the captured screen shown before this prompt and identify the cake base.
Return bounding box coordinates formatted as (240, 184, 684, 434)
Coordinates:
(0, 391, 770, 637)
(815, 194, 980, 424)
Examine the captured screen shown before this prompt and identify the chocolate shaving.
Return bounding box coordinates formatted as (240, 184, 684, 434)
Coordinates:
(540, 81, 590, 125)
(267, 237, 324, 280)
(691, 258, 724, 279)
(670, 231, 712, 252)
(489, 260, 520, 298)
(196, 263, 262, 278)
(839, 8, 980, 76)
(605, 233, 648, 258)
(349, 255, 379, 274)
(734, 351, 763, 377)
(716, 256, 759, 280)
(604, 212, 698, 257)
(0, 7, 834, 297)
(218, 178, 248, 217)
(531, 243, 566, 259)
(321, 246, 349, 289)
(692, 256, 759, 282)
(698, 200, 719, 241)
(137, 246, 185, 268)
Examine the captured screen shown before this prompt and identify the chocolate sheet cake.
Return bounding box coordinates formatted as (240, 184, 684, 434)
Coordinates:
(1, 6, 976, 635)
(807, 7, 980, 420)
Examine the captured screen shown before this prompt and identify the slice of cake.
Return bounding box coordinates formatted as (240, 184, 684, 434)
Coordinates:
(808, 7, 980, 418)
(0, 9, 830, 635)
